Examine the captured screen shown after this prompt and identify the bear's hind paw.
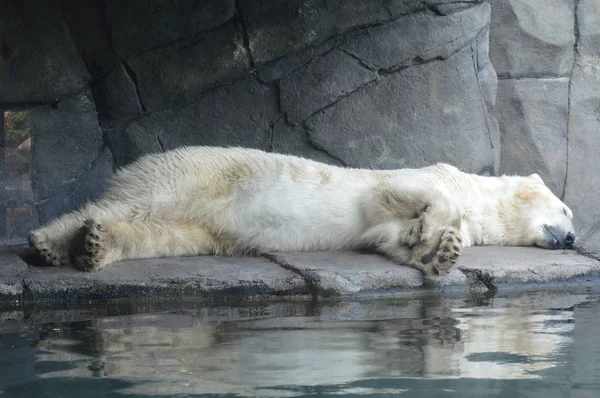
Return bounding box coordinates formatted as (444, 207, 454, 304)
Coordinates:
(74, 220, 107, 272)
(28, 231, 68, 266)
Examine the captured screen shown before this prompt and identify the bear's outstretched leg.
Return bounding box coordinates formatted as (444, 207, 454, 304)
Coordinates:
(73, 219, 219, 271)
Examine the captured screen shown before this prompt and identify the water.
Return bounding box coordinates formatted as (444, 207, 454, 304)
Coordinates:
(1, 291, 600, 397)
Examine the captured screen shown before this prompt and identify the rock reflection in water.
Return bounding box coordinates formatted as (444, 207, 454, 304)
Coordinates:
(28, 294, 587, 396)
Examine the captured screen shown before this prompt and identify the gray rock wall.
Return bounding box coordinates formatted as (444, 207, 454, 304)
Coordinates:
(0, 0, 597, 244)
(490, 0, 600, 235)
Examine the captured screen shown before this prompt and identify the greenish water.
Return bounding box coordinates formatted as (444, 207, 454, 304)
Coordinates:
(1, 292, 599, 397)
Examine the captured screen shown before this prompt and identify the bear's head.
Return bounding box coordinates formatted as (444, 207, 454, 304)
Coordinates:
(508, 173, 575, 250)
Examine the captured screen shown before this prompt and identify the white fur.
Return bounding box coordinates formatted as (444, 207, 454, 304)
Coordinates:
(29, 146, 575, 277)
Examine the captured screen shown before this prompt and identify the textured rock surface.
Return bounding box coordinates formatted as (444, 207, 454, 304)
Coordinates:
(112, 77, 270, 165)
(127, 21, 251, 111)
(238, 0, 426, 65)
(304, 45, 496, 172)
(575, 221, 600, 260)
(0, 0, 90, 103)
(105, 0, 236, 57)
(92, 63, 143, 128)
(28, 90, 113, 223)
(280, 49, 378, 124)
(488, 0, 575, 78)
(2, 246, 599, 302)
(22, 254, 306, 301)
(265, 252, 426, 296)
(496, 78, 569, 195)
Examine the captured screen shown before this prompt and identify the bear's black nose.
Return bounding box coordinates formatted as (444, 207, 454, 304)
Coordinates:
(564, 232, 575, 249)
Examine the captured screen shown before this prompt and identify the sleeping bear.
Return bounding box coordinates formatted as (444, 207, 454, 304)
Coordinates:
(29, 146, 575, 279)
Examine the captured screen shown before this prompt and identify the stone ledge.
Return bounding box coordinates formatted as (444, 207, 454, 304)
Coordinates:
(1, 246, 599, 302)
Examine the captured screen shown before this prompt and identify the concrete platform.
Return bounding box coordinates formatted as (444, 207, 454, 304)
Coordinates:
(1, 245, 600, 303)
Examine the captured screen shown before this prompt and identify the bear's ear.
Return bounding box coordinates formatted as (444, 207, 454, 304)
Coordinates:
(529, 173, 544, 184)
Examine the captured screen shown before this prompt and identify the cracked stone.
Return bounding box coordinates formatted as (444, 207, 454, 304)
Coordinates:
(0, 0, 90, 103)
(29, 89, 107, 200)
(488, 0, 575, 78)
(339, 2, 490, 71)
(117, 77, 270, 162)
(475, 26, 498, 112)
(304, 45, 495, 173)
(59, 0, 118, 78)
(22, 255, 306, 301)
(105, 0, 236, 57)
(280, 49, 378, 124)
(105, 125, 163, 168)
(270, 124, 345, 166)
(496, 78, 569, 196)
(127, 21, 250, 112)
(92, 63, 143, 128)
(266, 251, 426, 296)
(257, 31, 364, 83)
(238, 0, 431, 65)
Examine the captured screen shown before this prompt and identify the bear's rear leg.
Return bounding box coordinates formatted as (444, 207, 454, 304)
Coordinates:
(73, 219, 220, 271)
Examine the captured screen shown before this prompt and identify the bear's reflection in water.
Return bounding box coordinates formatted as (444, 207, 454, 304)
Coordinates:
(32, 295, 581, 396)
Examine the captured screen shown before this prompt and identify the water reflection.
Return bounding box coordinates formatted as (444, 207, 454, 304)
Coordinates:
(1, 293, 597, 397)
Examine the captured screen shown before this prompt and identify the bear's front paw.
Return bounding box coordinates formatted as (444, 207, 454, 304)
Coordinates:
(29, 230, 68, 266)
(74, 220, 107, 272)
(420, 227, 462, 277)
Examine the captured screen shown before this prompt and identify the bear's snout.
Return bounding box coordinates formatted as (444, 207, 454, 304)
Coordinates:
(543, 225, 575, 250)
(564, 232, 575, 249)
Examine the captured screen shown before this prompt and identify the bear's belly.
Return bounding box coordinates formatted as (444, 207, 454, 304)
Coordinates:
(213, 177, 368, 251)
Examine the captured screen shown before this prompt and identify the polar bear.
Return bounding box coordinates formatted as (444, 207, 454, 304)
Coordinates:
(29, 146, 575, 278)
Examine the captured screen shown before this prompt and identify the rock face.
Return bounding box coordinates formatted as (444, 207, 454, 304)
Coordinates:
(561, 0, 600, 235)
(495, 78, 569, 195)
(489, 0, 600, 235)
(1, 0, 598, 245)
